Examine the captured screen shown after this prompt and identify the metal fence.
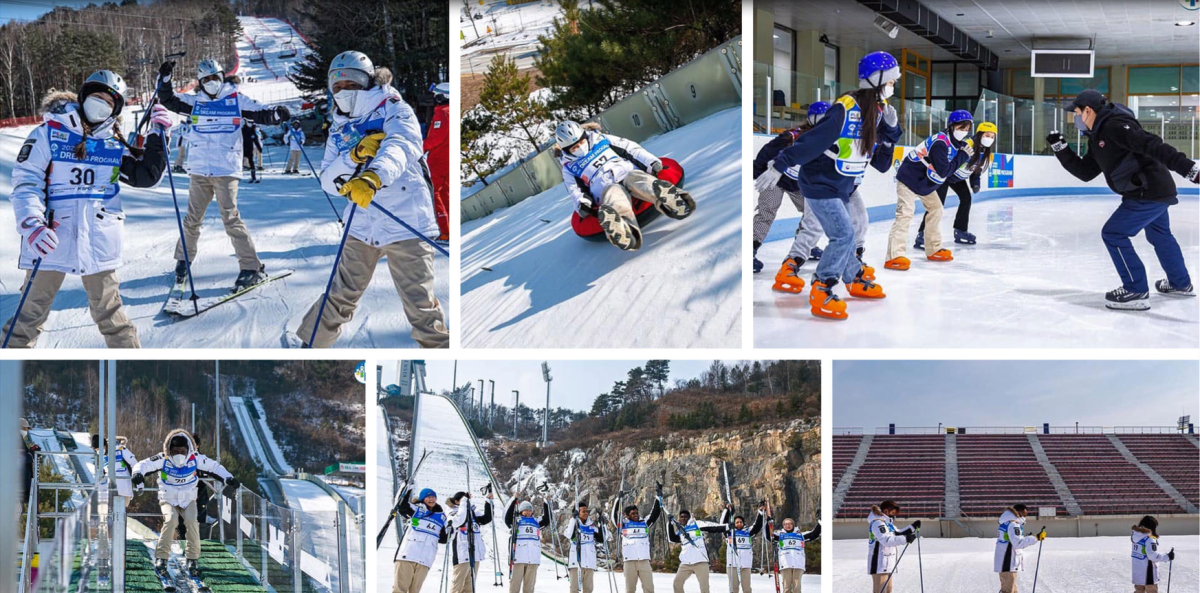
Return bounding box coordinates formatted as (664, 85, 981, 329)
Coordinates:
(857, 425, 1192, 435)
(463, 35, 742, 222)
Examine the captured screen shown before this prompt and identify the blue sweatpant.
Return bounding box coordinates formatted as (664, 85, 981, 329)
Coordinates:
(1101, 200, 1190, 294)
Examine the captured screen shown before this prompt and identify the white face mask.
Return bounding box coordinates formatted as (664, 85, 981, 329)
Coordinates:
(170, 453, 188, 467)
(82, 95, 113, 123)
(334, 89, 360, 114)
(953, 129, 969, 141)
(567, 138, 589, 158)
(202, 80, 222, 96)
(981, 136, 995, 148)
(879, 83, 895, 100)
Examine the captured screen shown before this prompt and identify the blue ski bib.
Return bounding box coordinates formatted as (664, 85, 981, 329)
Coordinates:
(563, 137, 620, 184)
(516, 516, 541, 541)
(409, 507, 446, 537)
(45, 123, 122, 202)
(190, 94, 242, 135)
(330, 100, 389, 156)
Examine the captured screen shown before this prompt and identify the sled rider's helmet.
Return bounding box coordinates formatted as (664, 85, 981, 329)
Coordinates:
(858, 51, 900, 92)
(430, 81, 450, 105)
(328, 51, 375, 93)
(556, 120, 587, 158)
(806, 101, 830, 126)
(79, 70, 128, 122)
(197, 59, 224, 83)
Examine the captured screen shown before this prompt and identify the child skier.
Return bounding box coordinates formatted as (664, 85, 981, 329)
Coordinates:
(241, 120, 262, 183)
(295, 50, 449, 348)
(754, 52, 902, 319)
(1131, 515, 1174, 593)
(556, 120, 695, 251)
(563, 500, 606, 593)
(130, 429, 238, 581)
(155, 59, 290, 289)
(717, 504, 764, 593)
(505, 496, 551, 593)
(90, 434, 138, 499)
(667, 508, 726, 593)
(448, 490, 493, 593)
(768, 519, 820, 593)
(284, 119, 305, 174)
(994, 504, 1045, 593)
(609, 490, 663, 592)
(3, 70, 169, 348)
(866, 501, 919, 593)
(916, 121, 998, 247)
(394, 486, 448, 593)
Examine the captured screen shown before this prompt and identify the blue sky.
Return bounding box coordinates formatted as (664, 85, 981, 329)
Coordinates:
(380, 360, 715, 413)
(1, 1, 105, 25)
(834, 360, 1198, 430)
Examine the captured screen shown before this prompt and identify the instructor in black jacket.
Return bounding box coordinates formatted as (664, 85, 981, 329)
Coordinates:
(1048, 89, 1199, 310)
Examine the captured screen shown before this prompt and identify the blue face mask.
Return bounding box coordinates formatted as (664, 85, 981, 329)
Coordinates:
(1073, 113, 1090, 134)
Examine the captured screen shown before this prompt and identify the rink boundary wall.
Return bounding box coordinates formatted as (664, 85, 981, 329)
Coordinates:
(831, 514, 1200, 540)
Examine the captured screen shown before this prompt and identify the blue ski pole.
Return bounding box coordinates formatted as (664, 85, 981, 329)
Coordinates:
(290, 128, 344, 225)
(2, 258, 42, 348)
(161, 124, 200, 316)
(369, 202, 450, 257)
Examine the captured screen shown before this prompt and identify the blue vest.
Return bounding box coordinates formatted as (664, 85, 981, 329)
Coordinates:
(622, 519, 649, 541)
(823, 95, 872, 180)
(906, 132, 958, 185)
(729, 528, 751, 550)
(45, 122, 122, 202)
(577, 523, 596, 545)
(159, 455, 198, 487)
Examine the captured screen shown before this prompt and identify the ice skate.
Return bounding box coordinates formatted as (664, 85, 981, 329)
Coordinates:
(809, 280, 848, 320)
(927, 249, 953, 262)
(884, 257, 910, 271)
(1105, 287, 1150, 310)
(1154, 279, 1194, 297)
(848, 274, 885, 299)
(954, 229, 977, 245)
(771, 258, 806, 293)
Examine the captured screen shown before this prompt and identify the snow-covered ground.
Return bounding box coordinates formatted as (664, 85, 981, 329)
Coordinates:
(755, 195, 1199, 348)
(833, 535, 1198, 592)
(461, 0, 562, 73)
(461, 107, 742, 348)
(235, 16, 311, 104)
(0, 16, 449, 348)
(249, 397, 294, 474)
(228, 396, 273, 472)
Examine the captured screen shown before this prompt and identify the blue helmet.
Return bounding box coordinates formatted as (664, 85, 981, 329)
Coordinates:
(806, 101, 831, 126)
(858, 51, 901, 90)
(947, 110, 974, 128)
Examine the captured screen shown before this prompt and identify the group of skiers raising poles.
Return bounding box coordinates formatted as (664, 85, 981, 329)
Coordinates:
(386, 480, 820, 593)
(3, 48, 449, 349)
(864, 500, 1178, 593)
(753, 50, 1198, 320)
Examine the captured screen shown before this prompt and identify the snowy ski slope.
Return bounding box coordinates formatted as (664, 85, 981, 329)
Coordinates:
(833, 535, 1197, 592)
(461, 0, 562, 72)
(461, 107, 742, 348)
(0, 16, 449, 348)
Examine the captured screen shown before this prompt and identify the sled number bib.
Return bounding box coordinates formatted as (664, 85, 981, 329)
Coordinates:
(159, 456, 198, 487)
(516, 518, 541, 541)
(190, 94, 242, 135)
(564, 137, 620, 185)
(46, 126, 122, 202)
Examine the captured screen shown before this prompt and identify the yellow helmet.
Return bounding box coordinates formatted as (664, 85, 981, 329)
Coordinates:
(977, 121, 998, 134)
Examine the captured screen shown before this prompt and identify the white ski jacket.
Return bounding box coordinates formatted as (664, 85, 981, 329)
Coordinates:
(131, 429, 231, 508)
(774, 524, 819, 571)
(396, 496, 447, 567)
(158, 82, 281, 178)
(720, 508, 764, 569)
(1131, 526, 1171, 585)
(99, 444, 138, 499)
(448, 500, 491, 566)
(12, 95, 166, 275)
(287, 128, 305, 151)
(610, 495, 662, 562)
(562, 516, 600, 570)
(669, 518, 724, 566)
(320, 86, 438, 247)
(994, 508, 1039, 573)
(505, 498, 551, 565)
(558, 127, 660, 208)
(866, 506, 912, 575)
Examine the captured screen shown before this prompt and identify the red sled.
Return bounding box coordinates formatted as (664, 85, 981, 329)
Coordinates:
(571, 157, 686, 240)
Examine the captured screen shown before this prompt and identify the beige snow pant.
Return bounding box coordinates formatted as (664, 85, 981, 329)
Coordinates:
(1135, 586, 1160, 593)
(871, 574, 894, 593)
(509, 563, 537, 593)
(601, 171, 662, 223)
(673, 562, 709, 593)
(393, 560, 430, 593)
(569, 567, 595, 593)
(156, 501, 200, 560)
(887, 181, 944, 260)
(451, 561, 479, 593)
(999, 571, 1019, 593)
(727, 567, 750, 593)
(2, 269, 139, 348)
(286, 150, 302, 173)
(174, 174, 261, 271)
(781, 568, 803, 593)
(296, 236, 448, 348)
(623, 559, 654, 593)
(173, 144, 188, 168)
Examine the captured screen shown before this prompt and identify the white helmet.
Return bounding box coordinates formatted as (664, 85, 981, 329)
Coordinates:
(328, 51, 374, 92)
(197, 59, 223, 81)
(555, 120, 584, 148)
(79, 70, 128, 117)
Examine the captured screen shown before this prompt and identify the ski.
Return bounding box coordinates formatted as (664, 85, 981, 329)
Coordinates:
(164, 270, 294, 318)
(376, 449, 430, 549)
(155, 565, 176, 591)
(466, 463, 478, 593)
(188, 575, 211, 593)
(765, 500, 780, 593)
(573, 475, 583, 593)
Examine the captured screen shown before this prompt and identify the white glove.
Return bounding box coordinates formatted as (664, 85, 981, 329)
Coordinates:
(1188, 161, 1200, 184)
(19, 216, 59, 257)
(150, 104, 173, 130)
(650, 160, 664, 175)
(961, 143, 974, 158)
(576, 196, 594, 217)
(755, 166, 783, 194)
(882, 104, 898, 128)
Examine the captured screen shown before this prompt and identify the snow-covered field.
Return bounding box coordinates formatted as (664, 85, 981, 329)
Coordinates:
(0, 17, 449, 348)
(461, 107, 742, 348)
(755, 195, 1200, 348)
(833, 535, 1198, 592)
(461, 0, 562, 73)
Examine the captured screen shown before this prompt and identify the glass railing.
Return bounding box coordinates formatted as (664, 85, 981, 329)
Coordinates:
(753, 62, 848, 134)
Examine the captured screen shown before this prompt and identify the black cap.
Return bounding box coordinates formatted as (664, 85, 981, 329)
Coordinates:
(1068, 89, 1107, 112)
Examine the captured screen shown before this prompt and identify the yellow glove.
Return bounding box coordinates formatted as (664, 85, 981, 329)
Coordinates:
(339, 170, 381, 208)
(350, 132, 386, 164)
(1035, 529, 1046, 541)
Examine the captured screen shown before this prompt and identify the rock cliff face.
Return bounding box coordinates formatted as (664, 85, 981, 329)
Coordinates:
(489, 418, 822, 571)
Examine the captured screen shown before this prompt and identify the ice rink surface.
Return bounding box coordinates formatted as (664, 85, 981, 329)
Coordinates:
(833, 535, 1198, 593)
(755, 195, 1199, 348)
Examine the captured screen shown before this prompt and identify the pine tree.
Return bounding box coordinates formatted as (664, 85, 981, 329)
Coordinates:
(477, 54, 550, 157)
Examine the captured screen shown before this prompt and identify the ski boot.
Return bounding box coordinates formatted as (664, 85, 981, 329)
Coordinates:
(927, 249, 953, 262)
(174, 260, 189, 284)
(913, 231, 924, 250)
(234, 265, 267, 292)
(771, 258, 806, 293)
(598, 205, 642, 251)
(652, 179, 695, 219)
(848, 272, 885, 299)
(1105, 287, 1150, 310)
(1155, 279, 1195, 297)
(172, 165, 186, 174)
(155, 558, 169, 576)
(856, 247, 875, 281)
(809, 279, 848, 320)
(884, 257, 910, 271)
(809, 246, 823, 261)
(954, 229, 977, 245)
(753, 243, 763, 274)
